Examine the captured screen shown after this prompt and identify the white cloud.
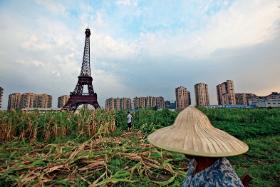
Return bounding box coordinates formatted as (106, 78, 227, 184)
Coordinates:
(95, 69, 132, 98)
(35, 0, 66, 15)
(93, 33, 137, 60)
(200, 0, 280, 55)
(116, 0, 138, 7)
(16, 59, 45, 67)
(137, 0, 280, 58)
(22, 35, 53, 50)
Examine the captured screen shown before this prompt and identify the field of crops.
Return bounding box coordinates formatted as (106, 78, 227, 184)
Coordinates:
(0, 108, 279, 186)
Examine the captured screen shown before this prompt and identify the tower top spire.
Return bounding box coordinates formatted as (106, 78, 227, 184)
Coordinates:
(80, 28, 91, 76)
(85, 28, 91, 37)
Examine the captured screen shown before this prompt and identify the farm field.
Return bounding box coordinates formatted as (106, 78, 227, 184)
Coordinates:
(0, 108, 280, 186)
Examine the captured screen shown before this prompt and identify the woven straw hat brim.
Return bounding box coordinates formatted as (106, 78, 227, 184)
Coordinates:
(147, 107, 249, 157)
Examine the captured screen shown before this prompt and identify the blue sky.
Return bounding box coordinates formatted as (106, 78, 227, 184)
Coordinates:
(0, 0, 280, 108)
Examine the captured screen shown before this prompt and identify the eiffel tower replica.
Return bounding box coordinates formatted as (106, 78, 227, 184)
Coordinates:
(63, 28, 100, 111)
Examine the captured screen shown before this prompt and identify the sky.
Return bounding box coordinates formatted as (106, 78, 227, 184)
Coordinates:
(0, 0, 280, 109)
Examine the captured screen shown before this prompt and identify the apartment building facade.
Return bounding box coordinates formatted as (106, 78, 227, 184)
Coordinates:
(58, 95, 70, 108)
(8, 93, 21, 110)
(8, 92, 52, 110)
(194, 83, 210, 106)
(133, 96, 165, 109)
(0, 87, 3, 109)
(216, 80, 236, 105)
(34, 94, 52, 108)
(235, 93, 256, 105)
(175, 86, 191, 110)
(105, 97, 132, 111)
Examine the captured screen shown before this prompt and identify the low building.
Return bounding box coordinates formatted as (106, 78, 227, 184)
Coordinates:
(205, 105, 254, 109)
(249, 92, 280, 108)
(165, 100, 176, 109)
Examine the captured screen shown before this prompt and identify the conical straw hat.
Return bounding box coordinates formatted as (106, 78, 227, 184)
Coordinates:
(148, 107, 248, 157)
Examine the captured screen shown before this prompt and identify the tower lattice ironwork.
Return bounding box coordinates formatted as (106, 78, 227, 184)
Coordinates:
(63, 28, 100, 111)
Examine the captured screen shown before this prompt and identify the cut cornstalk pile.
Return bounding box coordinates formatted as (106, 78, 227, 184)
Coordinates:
(0, 130, 187, 186)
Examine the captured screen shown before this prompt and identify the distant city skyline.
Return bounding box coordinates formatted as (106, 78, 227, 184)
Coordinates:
(2, 79, 280, 109)
(0, 0, 280, 108)
(5, 87, 280, 110)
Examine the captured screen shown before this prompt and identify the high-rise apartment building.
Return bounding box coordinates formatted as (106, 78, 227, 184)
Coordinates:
(216, 80, 236, 105)
(146, 96, 156, 108)
(121, 97, 132, 110)
(139, 97, 146, 108)
(175, 86, 191, 110)
(34, 94, 52, 108)
(235, 93, 256, 105)
(194, 83, 210, 106)
(58, 95, 70, 108)
(20, 93, 35, 108)
(133, 96, 165, 109)
(133, 97, 140, 109)
(105, 97, 132, 111)
(0, 87, 3, 109)
(8, 93, 21, 110)
(105, 98, 114, 110)
(8, 92, 52, 110)
(156, 97, 165, 109)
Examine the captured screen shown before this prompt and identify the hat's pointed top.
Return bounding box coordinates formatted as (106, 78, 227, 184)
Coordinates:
(173, 106, 213, 129)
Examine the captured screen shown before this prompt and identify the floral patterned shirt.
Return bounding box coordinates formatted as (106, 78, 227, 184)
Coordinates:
(182, 158, 244, 187)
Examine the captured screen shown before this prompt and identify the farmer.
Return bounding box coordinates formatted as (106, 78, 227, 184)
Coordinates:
(148, 107, 249, 187)
(127, 111, 133, 131)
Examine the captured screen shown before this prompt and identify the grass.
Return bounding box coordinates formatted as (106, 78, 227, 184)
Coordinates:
(230, 135, 280, 186)
(0, 108, 279, 186)
(0, 109, 116, 142)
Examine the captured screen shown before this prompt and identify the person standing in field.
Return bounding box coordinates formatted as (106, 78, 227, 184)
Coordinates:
(148, 106, 250, 187)
(127, 111, 133, 131)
